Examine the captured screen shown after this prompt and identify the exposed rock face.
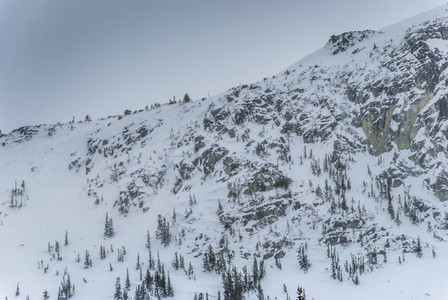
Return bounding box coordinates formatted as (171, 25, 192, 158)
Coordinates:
(347, 21, 448, 157)
(325, 18, 448, 200)
(327, 30, 378, 55)
(193, 146, 229, 176)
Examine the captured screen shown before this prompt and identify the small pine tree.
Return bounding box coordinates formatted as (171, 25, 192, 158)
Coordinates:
(259, 259, 266, 279)
(188, 262, 194, 279)
(257, 281, 264, 300)
(202, 253, 210, 272)
(179, 254, 185, 269)
(183, 93, 191, 103)
(136, 253, 140, 270)
(16, 282, 20, 296)
(146, 231, 151, 249)
(297, 244, 312, 273)
(104, 213, 110, 237)
(108, 218, 115, 237)
(84, 250, 92, 269)
(172, 252, 180, 270)
(172, 208, 177, 223)
(65, 230, 69, 246)
(114, 277, 123, 300)
(252, 256, 259, 284)
(297, 286, 306, 300)
(104, 213, 115, 238)
(416, 236, 423, 258)
(167, 271, 174, 297)
(125, 268, 131, 291)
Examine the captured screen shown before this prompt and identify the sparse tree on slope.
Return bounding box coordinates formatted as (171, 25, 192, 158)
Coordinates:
(114, 277, 122, 300)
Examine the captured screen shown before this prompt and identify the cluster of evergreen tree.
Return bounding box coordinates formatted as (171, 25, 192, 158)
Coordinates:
(296, 286, 306, 300)
(366, 248, 378, 267)
(327, 245, 343, 282)
(58, 274, 74, 299)
(100, 245, 107, 260)
(193, 292, 210, 300)
(344, 253, 366, 285)
(310, 157, 321, 176)
(202, 245, 225, 273)
(10, 180, 26, 208)
(221, 256, 266, 300)
(104, 213, 115, 238)
(401, 192, 427, 225)
(297, 244, 311, 273)
(155, 215, 171, 247)
(48, 240, 63, 261)
(84, 250, 93, 268)
(416, 236, 423, 258)
(132, 263, 174, 299)
(117, 246, 127, 262)
(171, 252, 185, 270)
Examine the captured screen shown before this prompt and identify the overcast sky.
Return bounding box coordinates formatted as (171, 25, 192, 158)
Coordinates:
(0, 0, 445, 133)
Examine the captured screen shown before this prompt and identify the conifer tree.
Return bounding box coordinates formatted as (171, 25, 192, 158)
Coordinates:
(145, 268, 153, 291)
(172, 252, 180, 270)
(416, 236, 423, 258)
(84, 250, 92, 268)
(114, 277, 123, 300)
(146, 231, 151, 249)
(125, 268, 131, 291)
(256, 281, 264, 300)
(16, 282, 20, 296)
(109, 218, 115, 237)
(183, 93, 191, 103)
(167, 271, 174, 297)
(155, 215, 171, 246)
(161, 220, 171, 247)
(188, 262, 194, 279)
(297, 286, 306, 300)
(136, 253, 140, 270)
(104, 213, 115, 238)
(179, 254, 185, 270)
(203, 253, 210, 272)
(172, 208, 177, 223)
(259, 259, 266, 279)
(222, 270, 233, 300)
(100, 245, 106, 260)
(252, 256, 259, 284)
(297, 244, 312, 273)
(148, 249, 155, 270)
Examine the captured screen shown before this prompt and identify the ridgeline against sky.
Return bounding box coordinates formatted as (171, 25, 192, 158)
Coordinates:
(0, 0, 445, 133)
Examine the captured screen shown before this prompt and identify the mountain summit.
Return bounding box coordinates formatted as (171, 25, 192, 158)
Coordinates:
(2, 5, 448, 299)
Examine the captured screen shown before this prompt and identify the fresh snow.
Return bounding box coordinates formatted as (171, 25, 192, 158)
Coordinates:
(2, 5, 448, 300)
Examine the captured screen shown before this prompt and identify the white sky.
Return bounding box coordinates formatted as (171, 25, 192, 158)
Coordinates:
(0, 0, 445, 133)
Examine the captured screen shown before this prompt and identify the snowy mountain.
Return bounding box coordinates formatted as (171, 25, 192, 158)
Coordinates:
(2, 5, 448, 300)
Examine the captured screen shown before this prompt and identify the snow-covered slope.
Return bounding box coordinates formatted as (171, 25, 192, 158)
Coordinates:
(2, 5, 448, 300)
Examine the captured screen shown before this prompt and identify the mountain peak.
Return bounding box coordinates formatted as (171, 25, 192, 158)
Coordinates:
(2, 5, 448, 299)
